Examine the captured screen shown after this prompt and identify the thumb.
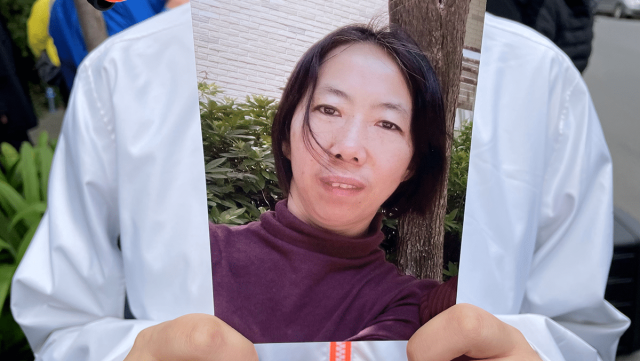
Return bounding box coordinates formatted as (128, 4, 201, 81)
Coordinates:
(407, 303, 533, 361)
(132, 314, 259, 361)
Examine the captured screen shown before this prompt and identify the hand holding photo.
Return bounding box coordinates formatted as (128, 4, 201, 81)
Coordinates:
(188, 1, 541, 360)
(6, 0, 629, 359)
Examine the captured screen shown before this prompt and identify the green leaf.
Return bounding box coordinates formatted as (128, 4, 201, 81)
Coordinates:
(207, 173, 227, 179)
(209, 206, 220, 219)
(227, 208, 246, 217)
(19, 143, 40, 204)
(0, 181, 28, 215)
(442, 261, 459, 277)
(37, 132, 49, 148)
(16, 223, 39, 264)
(9, 202, 46, 230)
(445, 209, 458, 222)
(207, 167, 233, 174)
(0, 264, 18, 312)
(0, 237, 16, 259)
(36, 135, 54, 202)
(0, 143, 20, 171)
(0, 212, 21, 249)
(205, 157, 228, 171)
(218, 199, 236, 209)
(256, 175, 265, 190)
(217, 207, 248, 225)
(382, 217, 397, 230)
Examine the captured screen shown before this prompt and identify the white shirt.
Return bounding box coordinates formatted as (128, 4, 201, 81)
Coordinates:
(11, 4, 213, 361)
(458, 13, 630, 361)
(11, 6, 629, 361)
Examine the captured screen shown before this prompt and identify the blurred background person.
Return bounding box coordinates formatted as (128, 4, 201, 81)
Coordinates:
(48, 0, 167, 89)
(0, 13, 38, 150)
(485, 2, 640, 358)
(459, 11, 629, 361)
(27, 0, 70, 105)
(486, 0, 595, 72)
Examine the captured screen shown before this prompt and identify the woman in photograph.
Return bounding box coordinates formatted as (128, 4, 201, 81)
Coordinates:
(208, 23, 446, 343)
(123, 23, 541, 361)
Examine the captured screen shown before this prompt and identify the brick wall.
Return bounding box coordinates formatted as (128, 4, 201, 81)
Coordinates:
(464, 0, 487, 51)
(191, 0, 388, 100)
(459, 57, 480, 111)
(459, 0, 486, 115)
(191, 0, 485, 114)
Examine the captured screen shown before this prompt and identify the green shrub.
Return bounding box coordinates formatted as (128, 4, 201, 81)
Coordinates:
(199, 83, 282, 224)
(0, 0, 36, 59)
(442, 121, 472, 275)
(0, 132, 54, 360)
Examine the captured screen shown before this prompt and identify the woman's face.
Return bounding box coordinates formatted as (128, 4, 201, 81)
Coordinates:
(285, 42, 414, 237)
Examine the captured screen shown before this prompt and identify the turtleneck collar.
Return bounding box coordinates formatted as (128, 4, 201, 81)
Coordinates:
(259, 200, 385, 259)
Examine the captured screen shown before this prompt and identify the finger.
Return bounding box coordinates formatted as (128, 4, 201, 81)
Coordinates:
(143, 314, 259, 361)
(204, 316, 260, 361)
(407, 303, 534, 361)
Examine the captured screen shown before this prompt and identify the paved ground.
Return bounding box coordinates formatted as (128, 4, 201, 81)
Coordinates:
(29, 108, 64, 142)
(583, 15, 640, 224)
(582, 13, 640, 361)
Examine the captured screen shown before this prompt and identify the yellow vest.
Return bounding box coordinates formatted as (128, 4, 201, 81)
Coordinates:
(27, 0, 61, 66)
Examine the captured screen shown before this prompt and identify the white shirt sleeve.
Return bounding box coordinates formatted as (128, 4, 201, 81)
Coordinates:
(458, 13, 630, 361)
(10, 5, 213, 360)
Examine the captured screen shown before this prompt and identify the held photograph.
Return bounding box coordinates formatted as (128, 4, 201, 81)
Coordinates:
(191, 0, 488, 359)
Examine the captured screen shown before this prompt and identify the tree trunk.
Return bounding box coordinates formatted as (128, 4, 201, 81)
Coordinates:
(72, 0, 108, 52)
(389, 0, 471, 281)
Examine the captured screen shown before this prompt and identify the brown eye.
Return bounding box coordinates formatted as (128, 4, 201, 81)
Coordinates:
(319, 105, 337, 116)
(379, 120, 401, 131)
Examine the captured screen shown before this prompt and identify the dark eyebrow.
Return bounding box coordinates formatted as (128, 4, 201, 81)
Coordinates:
(375, 102, 410, 116)
(317, 85, 352, 102)
(318, 85, 410, 116)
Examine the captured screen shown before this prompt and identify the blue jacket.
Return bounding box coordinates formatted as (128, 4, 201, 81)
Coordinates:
(49, 0, 165, 88)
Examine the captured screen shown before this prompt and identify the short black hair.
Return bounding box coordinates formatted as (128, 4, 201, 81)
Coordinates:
(271, 23, 448, 218)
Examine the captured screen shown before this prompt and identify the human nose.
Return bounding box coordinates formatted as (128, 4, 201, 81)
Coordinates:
(328, 118, 367, 165)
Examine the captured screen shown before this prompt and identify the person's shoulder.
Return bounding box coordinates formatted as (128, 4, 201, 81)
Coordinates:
(78, 4, 192, 72)
(209, 220, 263, 241)
(482, 13, 580, 82)
(483, 13, 574, 65)
(484, 13, 555, 49)
(209, 221, 231, 238)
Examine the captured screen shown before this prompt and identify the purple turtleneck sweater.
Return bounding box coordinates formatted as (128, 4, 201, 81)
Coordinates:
(209, 200, 439, 343)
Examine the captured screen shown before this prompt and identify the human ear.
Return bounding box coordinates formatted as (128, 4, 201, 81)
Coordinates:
(402, 168, 413, 182)
(282, 141, 291, 160)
